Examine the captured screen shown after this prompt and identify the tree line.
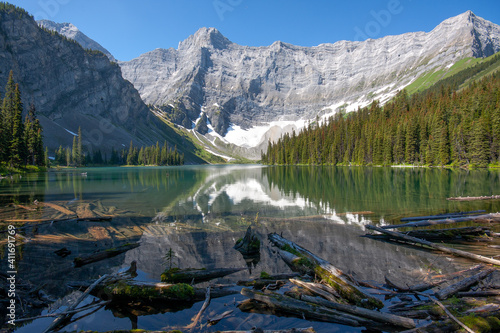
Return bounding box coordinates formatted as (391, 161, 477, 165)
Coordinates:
(0, 71, 46, 169)
(262, 71, 500, 168)
(53, 139, 184, 167)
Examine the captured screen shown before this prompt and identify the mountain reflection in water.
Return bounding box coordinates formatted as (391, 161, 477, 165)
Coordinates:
(1, 165, 500, 332)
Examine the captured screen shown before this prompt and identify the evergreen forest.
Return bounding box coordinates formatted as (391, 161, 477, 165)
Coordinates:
(0, 71, 46, 169)
(262, 71, 500, 168)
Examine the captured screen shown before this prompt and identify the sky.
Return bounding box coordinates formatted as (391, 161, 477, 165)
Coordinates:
(7, 0, 500, 61)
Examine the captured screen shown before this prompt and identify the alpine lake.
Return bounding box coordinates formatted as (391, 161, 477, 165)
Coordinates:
(1, 165, 500, 332)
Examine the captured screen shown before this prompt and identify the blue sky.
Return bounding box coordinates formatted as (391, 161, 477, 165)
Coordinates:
(8, 0, 500, 61)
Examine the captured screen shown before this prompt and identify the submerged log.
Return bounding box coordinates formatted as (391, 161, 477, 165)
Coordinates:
(74, 243, 140, 267)
(366, 225, 500, 266)
(435, 268, 495, 300)
(400, 210, 486, 222)
(447, 195, 500, 201)
(160, 267, 246, 284)
(380, 213, 498, 229)
(404, 227, 492, 241)
(268, 233, 383, 309)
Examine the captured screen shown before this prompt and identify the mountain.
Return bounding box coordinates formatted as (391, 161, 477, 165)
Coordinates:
(120, 11, 500, 160)
(37, 19, 116, 62)
(0, 4, 203, 163)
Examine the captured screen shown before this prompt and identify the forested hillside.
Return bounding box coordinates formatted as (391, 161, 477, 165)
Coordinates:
(262, 69, 500, 168)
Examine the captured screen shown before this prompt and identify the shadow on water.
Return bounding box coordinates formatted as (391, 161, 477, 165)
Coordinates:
(1, 165, 499, 332)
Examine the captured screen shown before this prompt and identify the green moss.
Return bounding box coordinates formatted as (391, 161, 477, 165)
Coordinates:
(260, 271, 271, 279)
(459, 315, 493, 333)
(104, 281, 194, 301)
(280, 244, 301, 257)
(250, 238, 261, 250)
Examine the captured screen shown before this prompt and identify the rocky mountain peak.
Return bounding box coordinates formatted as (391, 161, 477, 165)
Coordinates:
(37, 19, 116, 61)
(179, 27, 232, 50)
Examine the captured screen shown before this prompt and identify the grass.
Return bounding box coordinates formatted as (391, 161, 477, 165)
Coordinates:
(0, 163, 47, 176)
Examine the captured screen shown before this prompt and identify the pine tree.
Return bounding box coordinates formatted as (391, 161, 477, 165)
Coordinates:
(72, 136, 78, 166)
(77, 127, 82, 166)
(1, 71, 16, 162)
(9, 84, 25, 167)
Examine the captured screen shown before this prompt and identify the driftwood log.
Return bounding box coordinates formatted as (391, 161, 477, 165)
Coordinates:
(241, 288, 415, 330)
(435, 268, 495, 300)
(380, 213, 498, 229)
(366, 225, 500, 266)
(384, 276, 448, 292)
(268, 233, 383, 309)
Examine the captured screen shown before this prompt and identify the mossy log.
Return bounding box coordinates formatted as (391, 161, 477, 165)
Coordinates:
(70, 280, 238, 303)
(73, 243, 140, 267)
(268, 233, 383, 309)
(366, 225, 500, 266)
(160, 267, 245, 283)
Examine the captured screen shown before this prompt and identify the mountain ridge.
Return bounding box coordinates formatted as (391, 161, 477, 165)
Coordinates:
(0, 5, 204, 163)
(118, 10, 500, 159)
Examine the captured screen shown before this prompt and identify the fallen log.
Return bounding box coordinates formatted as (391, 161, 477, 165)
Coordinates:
(297, 294, 416, 329)
(70, 279, 238, 302)
(400, 210, 486, 222)
(404, 227, 492, 241)
(384, 276, 448, 292)
(447, 195, 500, 201)
(290, 279, 340, 302)
(185, 286, 210, 329)
(268, 233, 383, 309)
(161, 267, 245, 284)
(72, 329, 316, 333)
(241, 288, 363, 327)
(42, 274, 110, 333)
(435, 268, 495, 300)
(366, 225, 500, 266)
(380, 213, 498, 229)
(237, 278, 286, 290)
(457, 290, 500, 297)
(74, 243, 140, 267)
(207, 309, 233, 325)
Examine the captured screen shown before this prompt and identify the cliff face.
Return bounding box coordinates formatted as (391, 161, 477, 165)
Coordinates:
(119, 11, 500, 158)
(0, 6, 199, 161)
